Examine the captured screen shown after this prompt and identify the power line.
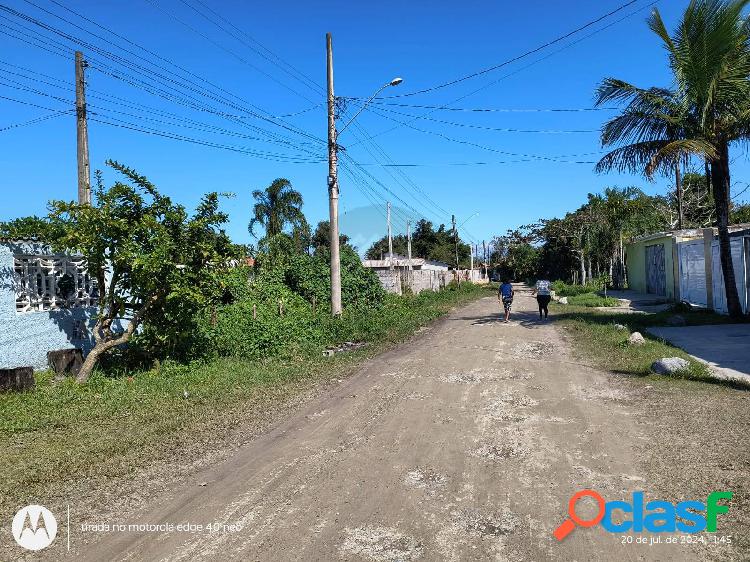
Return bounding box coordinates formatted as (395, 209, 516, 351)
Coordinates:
(361, 100, 620, 113)
(88, 114, 325, 163)
(364, 105, 599, 163)
(173, 0, 324, 99)
(0, 108, 70, 131)
(142, 0, 319, 104)
(1, 3, 326, 152)
(353, 0, 660, 142)
(383, 0, 642, 98)
(367, 104, 598, 134)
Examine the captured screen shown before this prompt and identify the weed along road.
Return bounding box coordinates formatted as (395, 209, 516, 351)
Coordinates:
(77, 290, 727, 561)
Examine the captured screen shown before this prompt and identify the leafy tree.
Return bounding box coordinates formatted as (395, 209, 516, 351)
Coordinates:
(249, 178, 306, 239)
(365, 219, 470, 267)
(732, 202, 750, 223)
(49, 161, 235, 382)
(0, 215, 66, 242)
(285, 245, 385, 311)
(311, 220, 351, 254)
(595, 0, 750, 317)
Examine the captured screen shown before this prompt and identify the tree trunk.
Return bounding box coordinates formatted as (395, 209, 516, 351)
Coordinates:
(578, 251, 586, 285)
(675, 161, 683, 230)
(587, 257, 593, 283)
(710, 142, 743, 318)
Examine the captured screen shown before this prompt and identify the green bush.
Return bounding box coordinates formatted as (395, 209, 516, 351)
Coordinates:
(551, 280, 605, 296)
(198, 279, 485, 361)
(284, 246, 385, 312)
(566, 293, 620, 307)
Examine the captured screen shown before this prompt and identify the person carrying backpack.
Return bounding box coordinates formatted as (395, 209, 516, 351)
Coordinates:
(533, 274, 552, 320)
(498, 279, 514, 323)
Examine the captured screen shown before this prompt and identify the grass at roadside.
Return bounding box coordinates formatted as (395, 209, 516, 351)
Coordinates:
(565, 292, 620, 307)
(0, 282, 491, 515)
(552, 301, 749, 387)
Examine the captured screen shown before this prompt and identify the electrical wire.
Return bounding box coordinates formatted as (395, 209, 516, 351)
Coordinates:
(368, 104, 598, 134)
(0, 108, 70, 131)
(353, 0, 660, 143)
(383, 0, 642, 98)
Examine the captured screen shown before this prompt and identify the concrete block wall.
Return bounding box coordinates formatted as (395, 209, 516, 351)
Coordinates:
(0, 241, 96, 370)
(374, 269, 486, 296)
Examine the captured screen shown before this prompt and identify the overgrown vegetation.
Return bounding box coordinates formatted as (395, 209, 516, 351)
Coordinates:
(551, 279, 608, 297)
(366, 218, 470, 267)
(566, 293, 620, 307)
(0, 282, 489, 515)
(48, 161, 239, 382)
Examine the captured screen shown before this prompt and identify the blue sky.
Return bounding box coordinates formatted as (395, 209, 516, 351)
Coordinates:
(1, 0, 748, 254)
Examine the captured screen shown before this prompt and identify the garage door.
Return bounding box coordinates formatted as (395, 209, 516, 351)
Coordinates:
(645, 243, 666, 296)
(711, 238, 748, 314)
(677, 240, 707, 306)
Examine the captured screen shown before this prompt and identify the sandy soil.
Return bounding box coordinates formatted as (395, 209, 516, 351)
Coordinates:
(12, 288, 748, 561)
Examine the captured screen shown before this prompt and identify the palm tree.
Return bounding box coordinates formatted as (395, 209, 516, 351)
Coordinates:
(595, 0, 750, 317)
(249, 178, 306, 239)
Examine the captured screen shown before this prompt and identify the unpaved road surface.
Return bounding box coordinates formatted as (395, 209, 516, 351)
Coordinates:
(72, 290, 732, 561)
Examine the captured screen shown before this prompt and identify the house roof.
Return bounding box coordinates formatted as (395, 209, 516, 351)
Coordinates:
(630, 223, 750, 244)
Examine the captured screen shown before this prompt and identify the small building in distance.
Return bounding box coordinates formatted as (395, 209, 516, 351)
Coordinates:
(361, 254, 450, 272)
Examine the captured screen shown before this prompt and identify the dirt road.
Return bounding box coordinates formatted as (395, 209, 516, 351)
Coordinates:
(77, 289, 711, 561)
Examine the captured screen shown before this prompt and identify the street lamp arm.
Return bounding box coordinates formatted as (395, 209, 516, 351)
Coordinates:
(337, 78, 403, 139)
(458, 212, 480, 230)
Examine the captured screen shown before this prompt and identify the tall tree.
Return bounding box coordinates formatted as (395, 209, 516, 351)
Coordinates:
(311, 220, 351, 254)
(249, 178, 306, 239)
(50, 162, 235, 382)
(595, 0, 750, 317)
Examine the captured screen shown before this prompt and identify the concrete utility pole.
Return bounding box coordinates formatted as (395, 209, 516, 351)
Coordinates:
(483, 240, 487, 279)
(326, 33, 342, 316)
(406, 220, 412, 271)
(75, 51, 90, 205)
(470, 244, 474, 280)
(387, 202, 394, 270)
(452, 214, 460, 285)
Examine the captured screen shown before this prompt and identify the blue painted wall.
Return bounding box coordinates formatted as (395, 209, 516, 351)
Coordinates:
(0, 241, 96, 370)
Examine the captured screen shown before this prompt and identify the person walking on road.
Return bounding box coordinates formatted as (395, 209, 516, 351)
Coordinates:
(533, 275, 552, 320)
(498, 279, 514, 323)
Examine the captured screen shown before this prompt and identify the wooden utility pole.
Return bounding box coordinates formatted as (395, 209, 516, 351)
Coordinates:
(326, 33, 342, 316)
(406, 220, 412, 271)
(387, 202, 394, 270)
(75, 51, 90, 204)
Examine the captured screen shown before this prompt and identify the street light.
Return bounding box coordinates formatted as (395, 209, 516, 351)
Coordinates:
(327, 31, 403, 317)
(337, 77, 403, 138)
(458, 211, 480, 231)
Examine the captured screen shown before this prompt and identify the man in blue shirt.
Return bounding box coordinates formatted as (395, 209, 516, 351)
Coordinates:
(498, 279, 514, 323)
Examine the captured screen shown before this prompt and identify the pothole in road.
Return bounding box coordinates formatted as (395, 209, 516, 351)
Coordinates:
(513, 341, 554, 358)
(441, 372, 480, 384)
(404, 467, 448, 489)
(483, 392, 539, 423)
(456, 507, 519, 537)
(472, 441, 528, 461)
(340, 527, 424, 561)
